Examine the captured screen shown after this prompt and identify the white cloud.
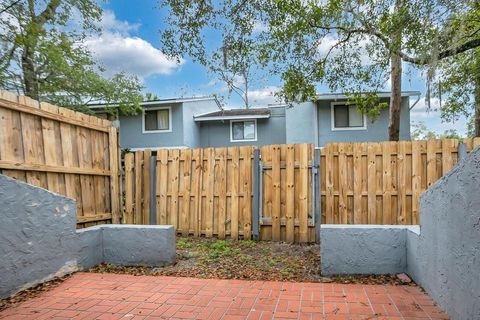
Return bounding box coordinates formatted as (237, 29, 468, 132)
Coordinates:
(84, 10, 183, 79)
(248, 86, 281, 106)
(98, 10, 140, 35)
(317, 35, 372, 65)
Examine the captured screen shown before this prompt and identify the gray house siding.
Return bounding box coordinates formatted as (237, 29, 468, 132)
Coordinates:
(182, 100, 220, 148)
(119, 103, 184, 149)
(199, 107, 286, 147)
(285, 102, 318, 145)
(316, 97, 411, 146)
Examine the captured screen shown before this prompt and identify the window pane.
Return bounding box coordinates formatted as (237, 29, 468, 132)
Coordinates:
(144, 110, 158, 130)
(157, 109, 170, 130)
(348, 105, 364, 127)
(243, 121, 255, 140)
(334, 105, 349, 128)
(232, 122, 244, 140)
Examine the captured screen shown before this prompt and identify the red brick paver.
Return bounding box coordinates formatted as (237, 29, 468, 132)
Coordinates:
(0, 272, 448, 319)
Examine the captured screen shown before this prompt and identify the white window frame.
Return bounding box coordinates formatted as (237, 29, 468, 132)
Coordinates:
(230, 119, 258, 142)
(142, 106, 172, 133)
(330, 102, 367, 131)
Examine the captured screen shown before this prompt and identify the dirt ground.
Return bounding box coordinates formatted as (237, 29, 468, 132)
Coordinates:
(90, 237, 414, 285)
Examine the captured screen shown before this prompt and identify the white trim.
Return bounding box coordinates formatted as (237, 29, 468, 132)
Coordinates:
(194, 114, 270, 122)
(330, 102, 367, 131)
(230, 119, 258, 142)
(89, 96, 217, 109)
(142, 106, 172, 134)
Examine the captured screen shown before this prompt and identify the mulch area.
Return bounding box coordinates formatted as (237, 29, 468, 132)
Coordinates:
(90, 237, 414, 286)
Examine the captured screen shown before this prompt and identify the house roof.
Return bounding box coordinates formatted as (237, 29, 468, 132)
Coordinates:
(88, 96, 220, 110)
(194, 108, 271, 121)
(316, 91, 421, 100)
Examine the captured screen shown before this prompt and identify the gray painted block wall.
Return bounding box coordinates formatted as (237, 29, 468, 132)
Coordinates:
(407, 147, 480, 320)
(285, 102, 318, 145)
(316, 97, 411, 146)
(320, 148, 480, 320)
(0, 174, 175, 299)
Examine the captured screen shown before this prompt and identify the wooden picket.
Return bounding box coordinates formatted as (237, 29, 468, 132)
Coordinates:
(0, 89, 121, 226)
(320, 138, 480, 224)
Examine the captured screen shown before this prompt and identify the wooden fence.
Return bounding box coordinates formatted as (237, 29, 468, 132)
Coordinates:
(0, 90, 121, 226)
(123, 146, 255, 239)
(320, 139, 480, 225)
(122, 139, 479, 243)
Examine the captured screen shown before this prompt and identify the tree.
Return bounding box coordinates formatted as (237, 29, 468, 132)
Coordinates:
(160, 0, 480, 139)
(0, 0, 143, 114)
(430, 5, 480, 137)
(161, 0, 263, 108)
(411, 121, 464, 140)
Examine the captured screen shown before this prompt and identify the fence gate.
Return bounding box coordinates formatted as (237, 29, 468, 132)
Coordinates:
(253, 144, 319, 243)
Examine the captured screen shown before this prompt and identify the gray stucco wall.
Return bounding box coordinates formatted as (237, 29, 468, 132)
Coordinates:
(119, 103, 184, 149)
(285, 102, 317, 145)
(320, 148, 480, 320)
(199, 107, 286, 147)
(407, 147, 480, 320)
(321, 225, 408, 275)
(317, 97, 411, 146)
(0, 174, 82, 298)
(0, 174, 175, 299)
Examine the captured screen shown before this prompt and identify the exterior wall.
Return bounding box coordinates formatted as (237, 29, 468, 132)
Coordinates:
(119, 103, 184, 149)
(102, 225, 175, 266)
(285, 102, 317, 145)
(320, 225, 408, 275)
(0, 174, 176, 299)
(407, 147, 480, 320)
(317, 97, 411, 146)
(0, 174, 82, 298)
(182, 99, 220, 147)
(199, 107, 286, 147)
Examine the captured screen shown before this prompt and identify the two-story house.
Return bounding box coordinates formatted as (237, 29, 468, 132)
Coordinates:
(89, 91, 420, 150)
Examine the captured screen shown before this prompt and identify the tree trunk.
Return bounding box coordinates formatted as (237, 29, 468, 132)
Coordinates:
(21, 46, 39, 100)
(388, 0, 403, 141)
(388, 53, 402, 141)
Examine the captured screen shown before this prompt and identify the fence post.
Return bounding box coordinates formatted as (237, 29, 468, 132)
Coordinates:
(458, 143, 467, 161)
(314, 148, 321, 244)
(149, 154, 156, 224)
(252, 149, 260, 241)
(109, 127, 121, 224)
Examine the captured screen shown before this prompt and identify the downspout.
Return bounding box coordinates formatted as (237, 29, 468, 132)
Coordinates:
(314, 101, 319, 147)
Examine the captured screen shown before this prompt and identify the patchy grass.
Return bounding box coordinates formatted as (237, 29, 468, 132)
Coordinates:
(90, 237, 415, 285)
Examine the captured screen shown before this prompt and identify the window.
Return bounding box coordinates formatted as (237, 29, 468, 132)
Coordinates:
(230, 120, 257, 142)
(143, 107, 171, 133)
(331, 103, 367, 130)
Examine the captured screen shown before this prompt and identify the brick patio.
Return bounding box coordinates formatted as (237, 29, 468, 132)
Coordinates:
(0, 272, 448, 319)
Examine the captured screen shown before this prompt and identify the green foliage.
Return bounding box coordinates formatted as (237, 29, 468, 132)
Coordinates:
(411, 121, 464, 140)
(0, 0, 143, 115)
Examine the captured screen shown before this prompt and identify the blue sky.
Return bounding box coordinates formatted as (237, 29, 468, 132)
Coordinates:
(90, 1, 469, 136)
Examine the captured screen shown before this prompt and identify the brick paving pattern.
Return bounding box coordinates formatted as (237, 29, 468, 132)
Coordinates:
(0, 272, 448, 319)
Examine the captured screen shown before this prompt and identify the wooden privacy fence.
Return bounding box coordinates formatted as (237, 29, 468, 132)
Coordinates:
(0, 90, 121, 226)
(320, 138, 480, 225)
(123, 146, 256, 239)
(123, 139, 479, 243)
(123, 144, 317, 243)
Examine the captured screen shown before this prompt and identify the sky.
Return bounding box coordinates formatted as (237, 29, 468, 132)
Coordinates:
(88, 0, 470, 136)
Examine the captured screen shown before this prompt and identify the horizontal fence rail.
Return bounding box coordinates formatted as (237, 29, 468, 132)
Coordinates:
(0, 90, 121, 227)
